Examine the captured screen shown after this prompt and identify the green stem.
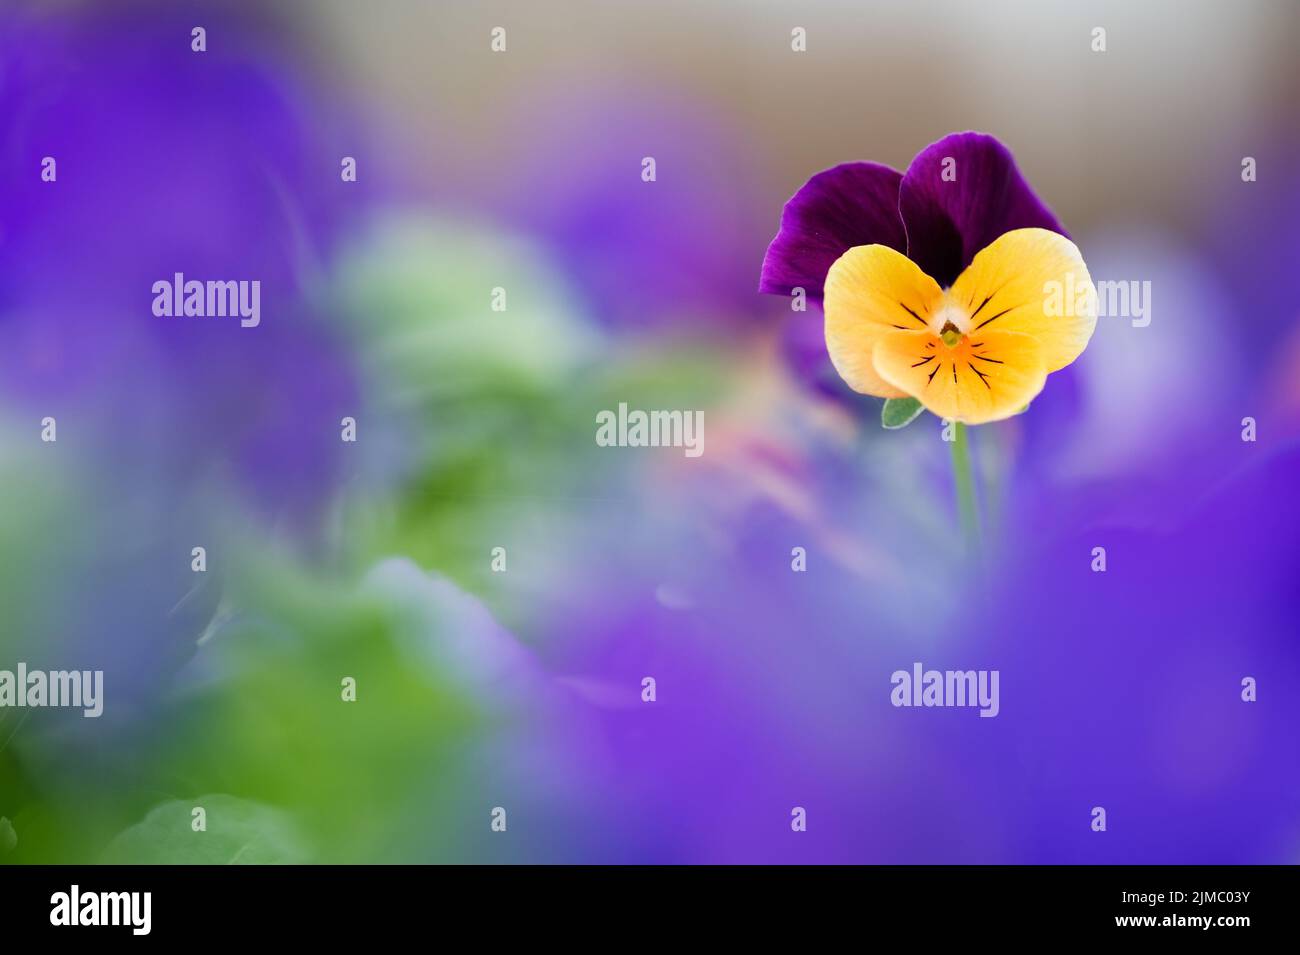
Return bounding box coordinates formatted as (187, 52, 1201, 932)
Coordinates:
(950, 421, 980, 553)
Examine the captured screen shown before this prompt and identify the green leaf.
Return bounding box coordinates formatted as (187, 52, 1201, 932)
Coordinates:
(881, 397, 924, 429)
(102, 795, 310, 864)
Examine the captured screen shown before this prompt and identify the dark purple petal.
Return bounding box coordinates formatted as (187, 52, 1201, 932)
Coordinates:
(759, 162, 906, 300)
(899, 132, 1066, 288)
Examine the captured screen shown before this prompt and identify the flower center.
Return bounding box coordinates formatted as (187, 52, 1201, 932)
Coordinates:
(930, 295, 971, 347)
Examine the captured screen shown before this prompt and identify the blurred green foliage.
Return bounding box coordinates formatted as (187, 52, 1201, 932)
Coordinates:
(0, 214, 732, 863)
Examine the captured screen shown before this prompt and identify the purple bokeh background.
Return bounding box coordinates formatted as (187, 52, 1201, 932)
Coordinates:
(2, 0, 1298, 864)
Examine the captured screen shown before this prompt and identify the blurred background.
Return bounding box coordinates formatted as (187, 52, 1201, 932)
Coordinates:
(1, 0, 1298, 863)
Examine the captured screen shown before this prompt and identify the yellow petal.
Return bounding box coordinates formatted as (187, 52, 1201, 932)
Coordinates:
(824, 245, 944, 398)
(872, 328, 1047, 425)
(948, 228, 1096, 372)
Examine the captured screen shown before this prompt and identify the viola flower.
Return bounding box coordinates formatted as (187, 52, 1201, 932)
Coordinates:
(760, 132, 1096, 426)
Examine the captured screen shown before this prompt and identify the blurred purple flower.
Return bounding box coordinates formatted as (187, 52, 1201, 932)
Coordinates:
(489, 84, 766, 332)
(0, 2, 390, 724)
(1203, 136, 1300, 361)
(972, 441, 1300, 863)
(529, 430, 1300, 862)
(0, 2, 373, 523)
